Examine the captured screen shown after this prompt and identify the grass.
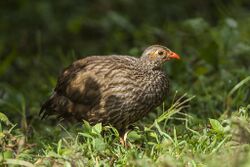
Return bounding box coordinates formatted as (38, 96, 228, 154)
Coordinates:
(0, 1, 250, 166)
(0, 89, 250, 166)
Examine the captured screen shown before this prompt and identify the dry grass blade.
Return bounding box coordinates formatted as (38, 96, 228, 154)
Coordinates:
(154, 93, 195, 125)
(3, 159, 34, 167)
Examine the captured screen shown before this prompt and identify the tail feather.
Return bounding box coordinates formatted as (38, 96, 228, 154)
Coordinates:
(39, 92, 72, 120)
(39, 94, 56, 119)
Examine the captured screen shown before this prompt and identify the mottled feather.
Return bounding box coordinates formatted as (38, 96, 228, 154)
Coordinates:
(40, 45, 180, 133)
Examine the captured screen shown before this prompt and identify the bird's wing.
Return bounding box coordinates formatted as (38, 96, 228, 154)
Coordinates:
(54, 56, 105, 105)
(55, 55, 136, 104)
(40, 55, 138, 120)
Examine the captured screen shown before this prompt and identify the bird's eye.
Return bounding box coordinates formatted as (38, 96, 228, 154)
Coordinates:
(158, 51, 164, 56)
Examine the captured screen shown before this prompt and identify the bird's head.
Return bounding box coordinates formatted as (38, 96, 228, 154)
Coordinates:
(140, 45, 180, 69)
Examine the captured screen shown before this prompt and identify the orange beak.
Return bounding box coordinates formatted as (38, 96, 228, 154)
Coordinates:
(169, 51, 180, 60)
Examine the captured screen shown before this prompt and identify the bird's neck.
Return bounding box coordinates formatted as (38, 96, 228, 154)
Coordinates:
(135, 59, 169, 106)
(137, 58, 163, 71)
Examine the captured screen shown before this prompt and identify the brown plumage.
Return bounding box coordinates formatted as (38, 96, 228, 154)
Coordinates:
(40, 45, 180, 145)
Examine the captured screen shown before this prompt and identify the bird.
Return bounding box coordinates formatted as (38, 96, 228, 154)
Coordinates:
(39, 45, 180, 146)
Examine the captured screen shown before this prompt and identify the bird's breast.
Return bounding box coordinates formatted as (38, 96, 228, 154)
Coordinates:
(140, 71, 169, 105)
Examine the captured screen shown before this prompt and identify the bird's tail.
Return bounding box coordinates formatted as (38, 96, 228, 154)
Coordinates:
(39, 92, 73, 120)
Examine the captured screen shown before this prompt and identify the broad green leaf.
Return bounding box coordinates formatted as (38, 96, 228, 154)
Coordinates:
(0, 112, 12, 126)
(93, 138, 106, 152)
(128, 131, 141, 141)
(93, 123, 102, 134)
(209, 119, 224, 134)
